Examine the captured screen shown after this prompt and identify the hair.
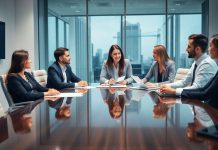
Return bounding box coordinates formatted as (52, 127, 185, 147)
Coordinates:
(54, 47, 69, 62)
(55, 106, 71, 120)
(153, 45, 170, 72)
(6, 49, 29, 82)
(107, 95, 125, 119)
(188, 34, 208, 53)
(211, 34, 218, 49)
(106, 44, 125, 77)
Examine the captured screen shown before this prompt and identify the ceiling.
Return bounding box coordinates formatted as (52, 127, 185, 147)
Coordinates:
(48, 0, 206, 16)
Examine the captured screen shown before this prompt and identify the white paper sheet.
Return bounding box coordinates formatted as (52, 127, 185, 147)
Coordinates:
(96, 84, 127, 88)
(45, 93, 83, 98)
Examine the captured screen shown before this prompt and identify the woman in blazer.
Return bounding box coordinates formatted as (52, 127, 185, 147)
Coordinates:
(142, 45, 175, 87)
(100, 44, 133, 85)
(6, 50, 59, 103)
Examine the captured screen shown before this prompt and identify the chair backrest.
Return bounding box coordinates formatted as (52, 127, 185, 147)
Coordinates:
(0, 75, 11, 110)
(32, 70, 47, 87)
(174, 68, 190, 82)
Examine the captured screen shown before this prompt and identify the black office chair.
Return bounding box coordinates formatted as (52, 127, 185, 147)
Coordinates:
(0, 75, 32, 109)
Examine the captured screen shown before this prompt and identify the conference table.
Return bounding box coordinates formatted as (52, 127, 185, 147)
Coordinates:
(0, 85, 218, 150)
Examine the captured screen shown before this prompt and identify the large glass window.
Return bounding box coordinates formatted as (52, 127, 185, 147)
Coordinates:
(125, 15, 165, 78)
(45, 0, 207, 83)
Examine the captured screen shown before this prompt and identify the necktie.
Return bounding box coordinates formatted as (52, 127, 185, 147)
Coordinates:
(191, 64, 197, 86)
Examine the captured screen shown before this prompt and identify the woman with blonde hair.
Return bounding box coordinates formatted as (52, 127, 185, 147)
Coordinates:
(142, 45, 175, 87)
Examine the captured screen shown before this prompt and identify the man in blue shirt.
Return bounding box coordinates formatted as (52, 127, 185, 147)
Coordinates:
(160, 34, 217, 96)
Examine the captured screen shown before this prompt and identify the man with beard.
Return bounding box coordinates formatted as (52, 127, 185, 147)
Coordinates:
(47, 47, 88, 90)
(160, 34, 217, 97)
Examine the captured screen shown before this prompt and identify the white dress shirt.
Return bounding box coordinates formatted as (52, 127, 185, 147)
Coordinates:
(168, 54, 218, 96)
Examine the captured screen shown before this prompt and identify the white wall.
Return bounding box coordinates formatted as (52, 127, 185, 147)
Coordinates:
(0, 0, 38, 74)
(0, 0, 16, 74)
(209, 0, 218, 37)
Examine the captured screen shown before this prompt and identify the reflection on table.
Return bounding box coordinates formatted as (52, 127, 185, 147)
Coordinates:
(0, 86, 217, 149)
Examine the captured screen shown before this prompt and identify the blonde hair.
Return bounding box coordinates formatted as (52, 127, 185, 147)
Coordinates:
(153, 45, 170, 72)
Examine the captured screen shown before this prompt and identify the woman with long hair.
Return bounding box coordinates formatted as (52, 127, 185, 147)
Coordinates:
(142, 45, 175, 87)
(6, 49, 59, 103)
(100, 44, 133, 85)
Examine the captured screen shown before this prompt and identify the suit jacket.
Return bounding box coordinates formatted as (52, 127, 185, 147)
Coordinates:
(100, 59, 133, 84)
(7, 72, 47, 103)
(142, 60, 175, 83)
(47, 62, 81, 90)
(181, 71, 218, 101)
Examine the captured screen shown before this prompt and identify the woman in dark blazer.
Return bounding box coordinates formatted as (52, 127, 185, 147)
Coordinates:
(100, 44, 133, 85)
(142, 45, 175, 87)
(6, 50, 59, 103)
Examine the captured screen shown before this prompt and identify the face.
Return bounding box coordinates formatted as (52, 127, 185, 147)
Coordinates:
(186, 39, 196, 58)
(60, 51, 71, 64)
(111, 49, 121, 64)
(153, 48, 159, 61)
(112, 101, 122, 118)
(24, 59, 32, 69)
(208, 39, 217, 59)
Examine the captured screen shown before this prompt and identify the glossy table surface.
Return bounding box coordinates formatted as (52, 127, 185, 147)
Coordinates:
(0, 86, 218, 150)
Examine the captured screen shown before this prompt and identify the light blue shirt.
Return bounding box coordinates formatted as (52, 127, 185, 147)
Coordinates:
(168, 54, 218, 96)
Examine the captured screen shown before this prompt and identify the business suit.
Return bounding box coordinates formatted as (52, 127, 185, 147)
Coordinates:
(100, 59, 133, 84)
(181, 71, 218, 101)
(142, 60, 175, 83)
(47, 62, 81, 90)
(7, 72, 48, 103)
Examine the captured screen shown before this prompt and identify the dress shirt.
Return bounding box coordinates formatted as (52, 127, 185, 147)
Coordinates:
(168, 54, 218, 96)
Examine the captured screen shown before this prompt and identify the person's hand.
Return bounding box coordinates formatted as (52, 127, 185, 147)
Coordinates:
(159, 96, 176, 104)
(145, 82, 158, 87)
(44, 88, 60, 96)
(77, 80, 88, 87)
(76, 88, 88, 94)
(160, 85, 176, 94)
(108, 87, 116, 94)
(119, 80, 127, 85)
(44, 97, 61, 101)
(109, 78, 116, 85)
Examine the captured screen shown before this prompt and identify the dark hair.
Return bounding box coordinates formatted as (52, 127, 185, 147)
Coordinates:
(106, 44, 125, 77)
(55, 106, 71, 120)
(107, 95, 125, 119)
(188, 34, 208, 53)
(54, 47, 69, 62)
(7, 50, 29, 81)
(211, 34, 218, 49)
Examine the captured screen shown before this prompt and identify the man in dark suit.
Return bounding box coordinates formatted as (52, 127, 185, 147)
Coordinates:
(47, 47, 88, 90)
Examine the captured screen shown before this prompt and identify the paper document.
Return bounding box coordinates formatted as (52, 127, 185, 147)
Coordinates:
(116, 76, 125, 83)
(45, 93, 83, 98)
(75, 86, 96, 89)
(97, 84, 127, 88)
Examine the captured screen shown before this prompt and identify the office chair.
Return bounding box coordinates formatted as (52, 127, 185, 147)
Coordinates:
(174, 68, 190, 82)
(32, 70, 47, 87)
(0, 75, 32, 109)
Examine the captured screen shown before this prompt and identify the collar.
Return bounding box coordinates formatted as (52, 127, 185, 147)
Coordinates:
(58, 62, 67, 72)
(195, 53, 208, 66)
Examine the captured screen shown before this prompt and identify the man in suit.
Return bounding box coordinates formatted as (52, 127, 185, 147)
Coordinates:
(160, 34, 217, 96)
(47, 47, 87, 90)
(181, 34, 218, 101)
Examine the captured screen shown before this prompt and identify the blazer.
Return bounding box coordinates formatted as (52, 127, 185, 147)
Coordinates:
(181, 71, 218, 101)
(142, 60, 175, 83)
(7, 72, 48, 103)
(47, 62, 81, 90)
(100, 59, 133, 84)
